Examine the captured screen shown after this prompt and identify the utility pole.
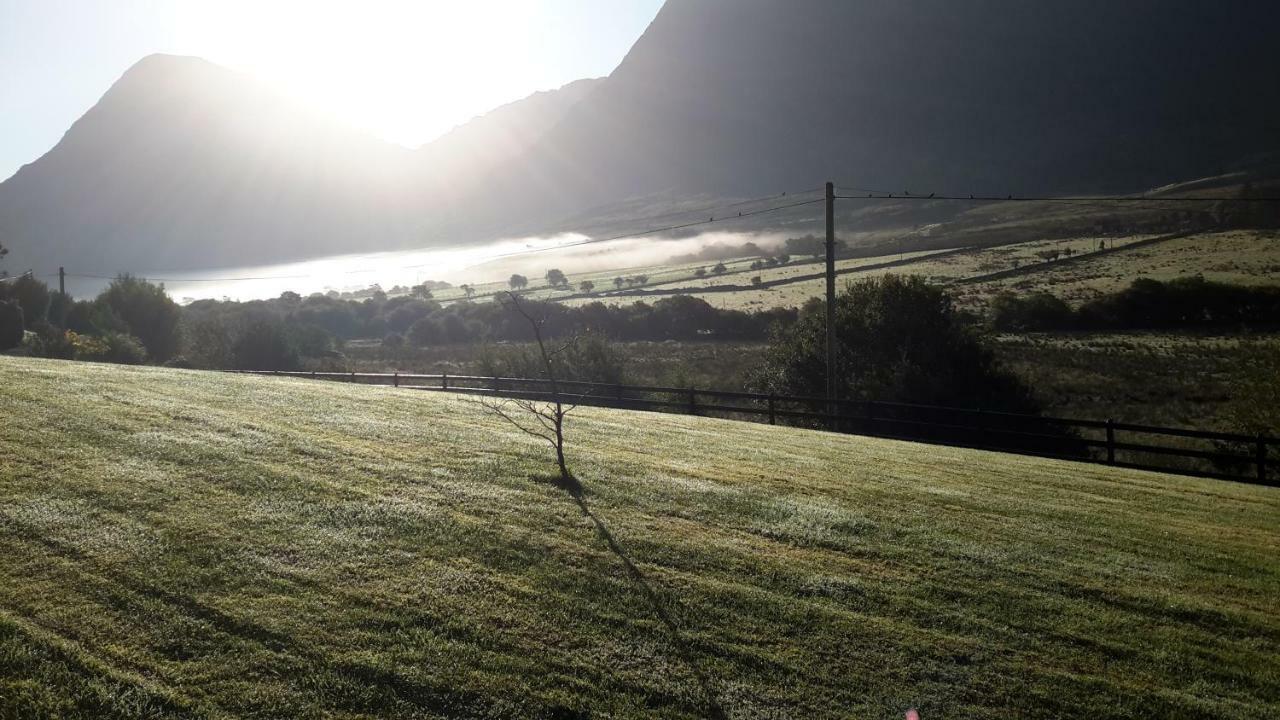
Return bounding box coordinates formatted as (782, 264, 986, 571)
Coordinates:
(58, 267, 67, 327)
(824, 181, 837, 424)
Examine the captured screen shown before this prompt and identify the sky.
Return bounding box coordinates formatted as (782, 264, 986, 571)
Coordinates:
(0, 0, 664, 181)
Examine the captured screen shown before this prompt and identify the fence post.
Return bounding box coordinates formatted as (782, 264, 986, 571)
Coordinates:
(768, 395, 776, 425)
(393, 372, 399, 388)
(1258, 435, 1268, 485)
(1106, 419, 1116, 464)
(688, 389, 697, 415)
(443, 372, 449, 390)
(311, 370, 316, 380)
(492, 375, 499, 394)
(350, 372, 356, 383)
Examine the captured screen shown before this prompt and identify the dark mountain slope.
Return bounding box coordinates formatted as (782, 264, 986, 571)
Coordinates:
(479, 0, 1280, 230)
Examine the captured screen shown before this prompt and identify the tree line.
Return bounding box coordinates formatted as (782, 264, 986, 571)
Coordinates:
(989, 277, 1280, 332)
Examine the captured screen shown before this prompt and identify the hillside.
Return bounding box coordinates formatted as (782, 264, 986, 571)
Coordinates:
(473, 0, 1280, 230)
(4, 0, 1279, 278)
(0, 56, 598, 275)
(1, 358, 1277, 718)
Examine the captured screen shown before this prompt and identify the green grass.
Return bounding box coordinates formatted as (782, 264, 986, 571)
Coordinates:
(1, 357, 1277, 719)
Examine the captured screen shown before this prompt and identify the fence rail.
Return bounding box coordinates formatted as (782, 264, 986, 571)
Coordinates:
(232, 370, 1277, 487)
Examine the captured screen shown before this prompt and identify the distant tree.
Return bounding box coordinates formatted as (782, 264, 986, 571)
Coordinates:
(411, 284, 434, 299)
(509, 274, 529, 291)
(751, 276, 763, 287)
(613, 276, 625, 290)
(765, 257, 780, 268)
(99, 275, 181, 362)
(0, 275, 50, 326)
(579, 280, 595, 294)
(634, 274, 649, 286)
(750, 260, 763, 271)
(279, 290, 302, 304)
(546, 268, 568, 288)
(232, 318, 298, 371)
(407, 317, 441, 346)
(776, 254, 791, 265)
(695, 267, 708, 278)
(0, 299, 23, 350)
(460, 284, 476, 299)
(1035, 250, 1061, 262)
(712, 263, 727, 276)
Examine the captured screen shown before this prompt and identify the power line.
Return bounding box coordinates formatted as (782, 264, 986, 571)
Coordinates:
(575, 186, 825, 228)
(833, 192, 1280, 205)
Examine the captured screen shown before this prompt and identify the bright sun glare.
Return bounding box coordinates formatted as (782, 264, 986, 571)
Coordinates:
(173, 0, 548, 147)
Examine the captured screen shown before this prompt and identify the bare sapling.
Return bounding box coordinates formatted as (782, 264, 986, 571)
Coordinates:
(477, 292, 593, 482)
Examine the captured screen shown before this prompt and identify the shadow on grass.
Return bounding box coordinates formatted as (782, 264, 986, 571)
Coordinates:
(533, 471, 728, 720)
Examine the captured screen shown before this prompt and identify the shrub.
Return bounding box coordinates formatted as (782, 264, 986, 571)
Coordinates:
(181, 315, 234, 369)
(100, 275, 181, 361)
(407, 317, 442, 347)
(0, 275, 51, 325)
(232, 319, 299, 371)
(989, 292, 1075, 331)
(754, 275, 1040, 414)
(0, 300, 23, 350)
(97, 333, 148, 365)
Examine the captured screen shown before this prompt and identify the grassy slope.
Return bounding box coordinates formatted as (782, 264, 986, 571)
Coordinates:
(0, 358, 1277, 719)
(546, 230, 1279, 312)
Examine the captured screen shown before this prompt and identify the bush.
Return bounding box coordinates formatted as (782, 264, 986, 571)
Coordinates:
(0, 300, 23, 350)
(97, 333, 149, 365)
(181, 315, 234, 369)
(65, 299, 129, 336)
(0, 275, 50, 325)
(754, 275, 1040, 413)
(990, 292, 1074, 332)
(21, 324, 75, 359)
(100, 275, 181, 361)
(232, 319, 299, 371)
(64, 330, 146, 364)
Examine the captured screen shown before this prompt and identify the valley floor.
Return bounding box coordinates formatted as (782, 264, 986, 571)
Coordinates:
(0, 358, 1277, 718)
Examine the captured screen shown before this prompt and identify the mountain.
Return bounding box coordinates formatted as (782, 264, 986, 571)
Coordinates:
(0, 55, 423, 273)
(0, 56, 599, 275)
(475, 0, 1280, 230)
(3, 1, 1279, 277)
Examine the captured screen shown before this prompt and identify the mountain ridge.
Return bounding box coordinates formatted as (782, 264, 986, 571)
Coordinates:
(3, 1, 1279, 276)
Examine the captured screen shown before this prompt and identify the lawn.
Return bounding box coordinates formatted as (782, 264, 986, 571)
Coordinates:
(0, 357, 1277, 718)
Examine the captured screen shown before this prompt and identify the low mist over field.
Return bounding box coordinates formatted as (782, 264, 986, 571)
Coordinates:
(127, 231, 796, 302)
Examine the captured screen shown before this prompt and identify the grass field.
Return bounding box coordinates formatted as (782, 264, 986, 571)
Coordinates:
(1, 358, 1278, 718)
(533, 229, 1280, 312)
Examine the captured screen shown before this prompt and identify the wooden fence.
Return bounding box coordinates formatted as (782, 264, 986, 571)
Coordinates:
(234, 370, 1276, 486)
